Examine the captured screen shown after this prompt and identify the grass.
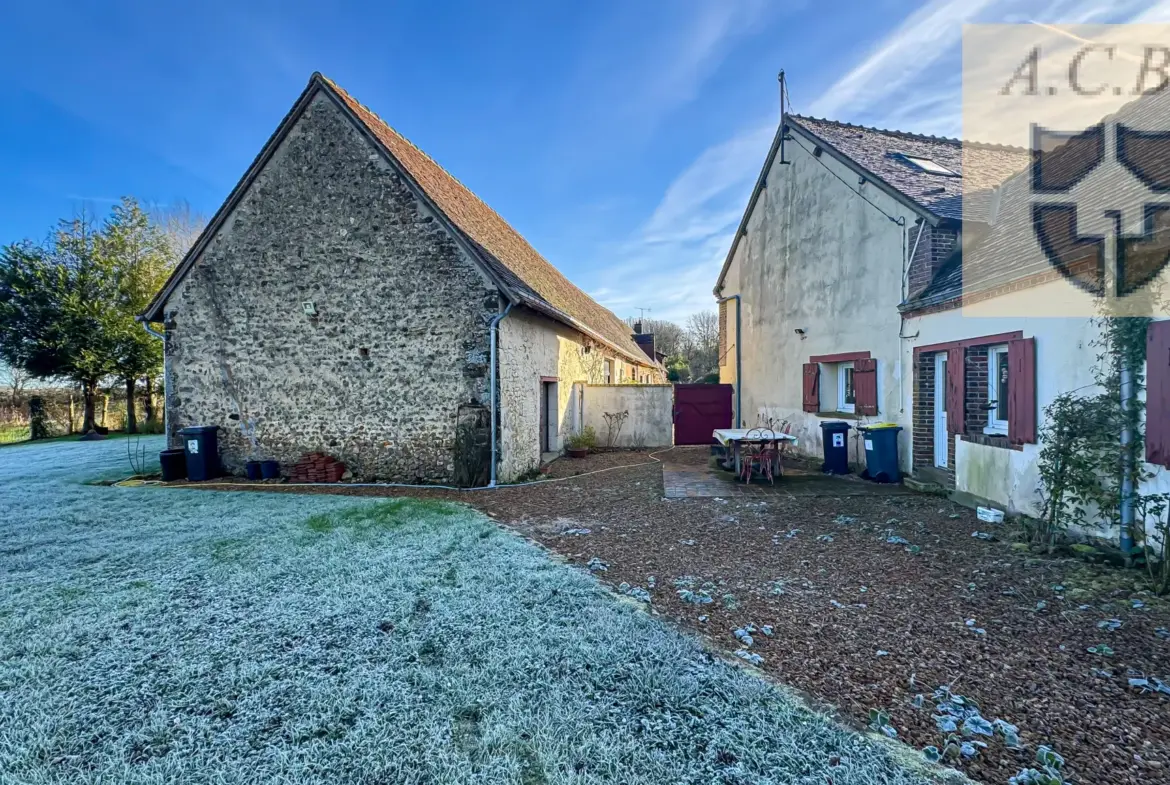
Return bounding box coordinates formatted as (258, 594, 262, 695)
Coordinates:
(0, 438, 944, 785)
(0, 427, 144, 448)
(0, 423, 30, 444)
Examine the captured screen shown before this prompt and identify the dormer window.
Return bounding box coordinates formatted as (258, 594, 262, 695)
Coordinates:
(896, 154, 959, 176)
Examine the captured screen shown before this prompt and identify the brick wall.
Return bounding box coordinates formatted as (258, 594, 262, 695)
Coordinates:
(164, 91, 499, 481)
(912, 343, 1019, 485)
(962, 344, 1017, 450)
(906, 224, 959, 300)
(911, 351, 955, 487)
(965, 346, 989, 433)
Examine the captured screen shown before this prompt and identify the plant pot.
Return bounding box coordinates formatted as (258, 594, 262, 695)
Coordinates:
(245, 461, 263, 480)
(567, 447, 589, 458)
(159, 448, 187, 482)
(260, 460, 281, 479)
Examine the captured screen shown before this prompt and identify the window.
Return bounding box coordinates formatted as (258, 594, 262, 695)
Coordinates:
(986, 346, 1009, 433)
(837, 362, 856, 413)
(896, 153, 959, 177)
(603, 359, 613, 384)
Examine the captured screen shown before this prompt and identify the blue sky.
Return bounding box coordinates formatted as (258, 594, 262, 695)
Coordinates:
(1, 0, 1166, 322)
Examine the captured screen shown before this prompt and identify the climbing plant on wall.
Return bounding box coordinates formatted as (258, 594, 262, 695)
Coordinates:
(1035, 303, 1170, 590)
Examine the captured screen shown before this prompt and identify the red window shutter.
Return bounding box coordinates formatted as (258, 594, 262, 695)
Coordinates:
(946, 347, 964, 434)
(1007, 337, 1036, 444)
(854, 357, 878, 415)
(1147, 321, 1170, 466)
(802, 363, 820, 412)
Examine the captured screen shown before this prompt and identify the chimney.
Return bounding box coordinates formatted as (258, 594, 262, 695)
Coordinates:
(633, 320, 643, 335)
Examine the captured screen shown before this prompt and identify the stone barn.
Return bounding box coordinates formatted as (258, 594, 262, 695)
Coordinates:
(142, 72, 663, 485)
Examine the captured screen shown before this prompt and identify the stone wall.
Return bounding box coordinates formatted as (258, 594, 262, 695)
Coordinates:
(163, 91, 499, 481)
(583, 385, 674, 448)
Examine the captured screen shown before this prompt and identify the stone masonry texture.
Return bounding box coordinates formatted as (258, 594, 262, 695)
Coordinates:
(163, 92, 499, 481)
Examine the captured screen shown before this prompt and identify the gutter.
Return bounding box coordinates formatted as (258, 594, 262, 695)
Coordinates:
(513, 292, 653, 369)
(488, 301, 515, 487)
(715, 294, 742, 428)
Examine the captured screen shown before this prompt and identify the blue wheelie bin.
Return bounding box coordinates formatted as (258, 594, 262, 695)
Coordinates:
(859, 424, 902, 483)
(820, 421, 851, 474)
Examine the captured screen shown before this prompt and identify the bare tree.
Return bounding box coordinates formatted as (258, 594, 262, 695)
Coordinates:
(686, 311, 720, 381)
(150, 200, 207, 259)
(0, 364, 26, 408)
(633, 318, 688, 359)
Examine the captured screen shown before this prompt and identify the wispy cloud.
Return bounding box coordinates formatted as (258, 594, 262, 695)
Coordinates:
(624, 0, 772, 134)
(590, 123, 775, 322)
(561, 0, 778, 155)
(810, 0, 1161, 133)
(807, 0, 998, 123)
(592, 0, 1170, 324)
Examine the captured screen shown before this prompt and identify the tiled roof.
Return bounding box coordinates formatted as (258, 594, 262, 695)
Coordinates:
(320, 76, 650, 364)
(903, 86, 1170, 308)
(786, 116, 1030, 221)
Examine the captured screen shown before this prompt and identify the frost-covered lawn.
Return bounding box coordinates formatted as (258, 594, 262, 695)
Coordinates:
(0, 439, 940, 784)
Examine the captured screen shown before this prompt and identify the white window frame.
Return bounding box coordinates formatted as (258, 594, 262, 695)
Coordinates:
(837, 361, 855, 414)
(602, 359, 613, 384)
(985, 345, 1009, 435)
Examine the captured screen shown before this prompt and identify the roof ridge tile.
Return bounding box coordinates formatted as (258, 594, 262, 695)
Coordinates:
(787, 114, 1027, 152)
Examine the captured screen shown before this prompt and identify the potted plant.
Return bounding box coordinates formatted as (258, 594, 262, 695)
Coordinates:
(566, 426, 598, 458)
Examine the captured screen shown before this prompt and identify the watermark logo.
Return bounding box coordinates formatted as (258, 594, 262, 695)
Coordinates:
(962, 25, 1170, 316)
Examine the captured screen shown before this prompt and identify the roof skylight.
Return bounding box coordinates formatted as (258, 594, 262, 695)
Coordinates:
(897, 154, 959, 176)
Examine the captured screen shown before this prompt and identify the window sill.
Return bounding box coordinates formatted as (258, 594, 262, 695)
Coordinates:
(983, 425, 1008, 437)
(962, 432, 1021, 451)
(815, 411, 861, 420)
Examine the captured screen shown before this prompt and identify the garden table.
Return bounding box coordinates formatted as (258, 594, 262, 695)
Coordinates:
(712, 428, 798, 480)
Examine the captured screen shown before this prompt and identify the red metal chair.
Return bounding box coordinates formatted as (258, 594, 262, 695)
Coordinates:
(774, 421, 793, 477)
(740, 428, 778, 485)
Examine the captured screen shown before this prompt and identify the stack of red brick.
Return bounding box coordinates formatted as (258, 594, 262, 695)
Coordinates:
(290, 453, 347, 483)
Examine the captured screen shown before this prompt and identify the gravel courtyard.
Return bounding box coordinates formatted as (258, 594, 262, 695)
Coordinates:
(0, 438, 942, 785)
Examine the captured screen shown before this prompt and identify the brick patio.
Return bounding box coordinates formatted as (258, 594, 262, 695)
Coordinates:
(660, 455, 912, 499)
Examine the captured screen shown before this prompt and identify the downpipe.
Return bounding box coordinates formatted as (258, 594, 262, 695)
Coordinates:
(135, 316, 169, 445)
(1120, 360, 1135, 557)
(488, 302, 515, 488)
(715, 294, 742, 428)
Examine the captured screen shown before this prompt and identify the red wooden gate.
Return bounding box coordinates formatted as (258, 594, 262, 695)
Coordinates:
(673, 384, 734, 445)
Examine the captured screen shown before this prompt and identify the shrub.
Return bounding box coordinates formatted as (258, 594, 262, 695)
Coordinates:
(566, 425, 598, 450)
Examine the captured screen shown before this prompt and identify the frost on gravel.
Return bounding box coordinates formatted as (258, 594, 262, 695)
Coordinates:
(0, 439, 939, 785)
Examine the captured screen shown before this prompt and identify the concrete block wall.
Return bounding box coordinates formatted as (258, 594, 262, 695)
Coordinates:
(583, 385, 674, 448)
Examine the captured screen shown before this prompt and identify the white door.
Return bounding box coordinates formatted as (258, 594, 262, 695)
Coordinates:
(933, 353, 948, 468)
